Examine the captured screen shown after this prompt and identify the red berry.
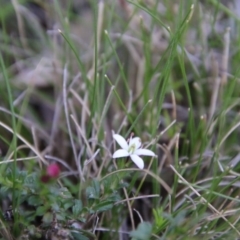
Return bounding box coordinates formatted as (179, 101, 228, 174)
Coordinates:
(47, 163, 60, 178)
(40, 175, 51, 183)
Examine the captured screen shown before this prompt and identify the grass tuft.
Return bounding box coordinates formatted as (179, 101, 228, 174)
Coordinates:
(1, 0, 240, 239)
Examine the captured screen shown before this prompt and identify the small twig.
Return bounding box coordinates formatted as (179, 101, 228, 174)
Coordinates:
(63, 65, 84, 181)
(0, 121, 47, 166)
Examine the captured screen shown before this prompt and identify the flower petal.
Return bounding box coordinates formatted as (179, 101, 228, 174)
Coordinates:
(129, 137, 141, 149)
(130, 154, 144, 169)
(135, 148, 156, 157)
(113, 134, 128, 150)
(113, 149, 129, 158)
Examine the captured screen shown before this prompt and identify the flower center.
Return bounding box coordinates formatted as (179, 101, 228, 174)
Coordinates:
(128, 144, 136, 154)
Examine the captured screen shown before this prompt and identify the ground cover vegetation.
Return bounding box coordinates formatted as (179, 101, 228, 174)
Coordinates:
(0, 0, 240, 239)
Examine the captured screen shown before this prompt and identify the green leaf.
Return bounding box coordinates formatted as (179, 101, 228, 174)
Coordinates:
(153, 207, 167, 231)
(27, 225, 41, 237)
(24, 172, 38, 183)
(130, 222, 152, 240)
(93, 200, 113, 213)
(0, 186, 10, 196)
(51, 202, 60, 212)
(36, 206, 48, 216)
(64, 201, 74, 210)
(72, 199, 83, 216)
(108, 192, 121, 202)
(85, 179, 101, 200)
(42, 212, 53, 224)
(59, 187, 73, 198)
(71, 232, 89, 240)
(86, 186, 97, 199)
(28, 195, 43, 206)
(56, 213, 66, 221)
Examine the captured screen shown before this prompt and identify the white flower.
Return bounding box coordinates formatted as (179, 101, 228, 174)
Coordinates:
(112, 134, 156, 169)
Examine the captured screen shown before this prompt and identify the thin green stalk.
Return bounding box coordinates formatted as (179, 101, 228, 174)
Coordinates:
(90, 0, 99, 117)
(0, 54, 18, 234)
(104, 31, 130, 95)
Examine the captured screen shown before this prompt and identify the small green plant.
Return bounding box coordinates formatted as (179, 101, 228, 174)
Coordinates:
(1, 0, 240, 239)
